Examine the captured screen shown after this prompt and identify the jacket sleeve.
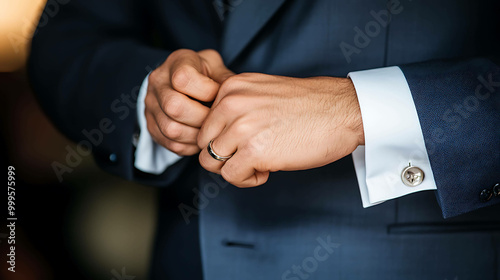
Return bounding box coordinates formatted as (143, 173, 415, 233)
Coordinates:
(28, 0, 191, 186)
(399, 57, 500, 218)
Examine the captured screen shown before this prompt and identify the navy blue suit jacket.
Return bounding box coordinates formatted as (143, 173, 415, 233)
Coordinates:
(29, 0, 500, 279)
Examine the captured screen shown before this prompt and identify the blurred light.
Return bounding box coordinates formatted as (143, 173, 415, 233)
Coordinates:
(0, 0, 46, 72)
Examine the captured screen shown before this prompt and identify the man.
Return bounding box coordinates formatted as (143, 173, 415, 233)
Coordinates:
(29, 0, 499, 279)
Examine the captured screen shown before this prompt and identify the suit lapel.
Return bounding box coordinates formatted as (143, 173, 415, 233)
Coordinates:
(221, 0, 287, 65)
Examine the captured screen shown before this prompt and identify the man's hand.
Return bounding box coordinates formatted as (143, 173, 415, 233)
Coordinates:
(198, 73, 365, 188)
(145, 49, 233, 156)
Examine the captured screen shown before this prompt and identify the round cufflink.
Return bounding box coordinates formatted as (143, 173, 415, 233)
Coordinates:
(480, 188, 493, 202)
(401, 165, 425, 187)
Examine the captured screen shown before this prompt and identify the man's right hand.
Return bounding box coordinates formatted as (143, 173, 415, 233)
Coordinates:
(145, 49, 233, 156)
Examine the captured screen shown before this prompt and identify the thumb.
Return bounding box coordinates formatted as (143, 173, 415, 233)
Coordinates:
(198, 49, 235, 84)
(169, 49, 221, 102)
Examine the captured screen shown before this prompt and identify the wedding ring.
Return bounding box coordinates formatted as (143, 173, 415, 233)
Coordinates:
(207, 139, 233, 161)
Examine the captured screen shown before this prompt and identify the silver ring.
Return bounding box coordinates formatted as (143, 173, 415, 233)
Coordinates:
(207, 139, 233, 161)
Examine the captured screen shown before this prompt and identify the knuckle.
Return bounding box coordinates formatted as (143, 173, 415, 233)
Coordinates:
(243, 134, 267, 158)
(232, 120, 253, 137)
(171, 65, 193, 90)
(156, 116, 169, 136)
(163, 95, 184, 119)
(245, 142, 262, 158)
(218, 95, 241, 114)
(164, 121, 183, 140)
(219, 75, 243, 94)
(176, 48, 195, 56)
(168, 49, 195, 61)
(199, 49, 220, 59)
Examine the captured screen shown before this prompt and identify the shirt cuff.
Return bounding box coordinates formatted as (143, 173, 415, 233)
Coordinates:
(134, 74, 183, 174)
(348, 66, 437, 207)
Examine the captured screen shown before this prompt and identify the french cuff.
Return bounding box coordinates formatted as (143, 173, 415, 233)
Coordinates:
(348, 66, 437, 208)
(134, 74, 183, 174)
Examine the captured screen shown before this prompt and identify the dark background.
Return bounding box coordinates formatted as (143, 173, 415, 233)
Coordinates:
(1, 1, 156, 279)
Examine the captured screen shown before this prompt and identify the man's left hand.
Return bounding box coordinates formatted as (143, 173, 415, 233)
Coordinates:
(198, 73, 365, 188)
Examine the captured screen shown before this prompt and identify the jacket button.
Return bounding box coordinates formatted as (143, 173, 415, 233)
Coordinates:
(401, 166, 424, 187)
(492, 183, 500, 197)
(109, 153, 118, 163)
(479, 188, 493, 202)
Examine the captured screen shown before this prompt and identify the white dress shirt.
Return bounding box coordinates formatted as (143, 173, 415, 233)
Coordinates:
(134, 74, 182, 175)
(134, 66, 437, 206)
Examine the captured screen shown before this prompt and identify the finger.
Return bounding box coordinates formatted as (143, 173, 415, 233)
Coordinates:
(198, 148, 223, 175)
(146, 113, 201, 156)
(154, 112, 200, 144)
(198, 118, 251, 174)
(158, 89, 210, 127)
(197, 108, 227, 149)
(208, 122, 243, 158)
(212, 75, 253, 109)
(221, 150, 270, 188)
(198, 127, 241, 174)
(197, 94, 249, 149)
(170, 57, 220, 102)
(198, 49, 235, 84)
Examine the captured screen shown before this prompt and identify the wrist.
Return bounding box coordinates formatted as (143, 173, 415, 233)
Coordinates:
(342, 78, 365, 146)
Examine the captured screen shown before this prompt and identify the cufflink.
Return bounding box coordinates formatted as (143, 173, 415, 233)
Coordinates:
(401, 164, 424, 187)
(480, 188, 493, 202)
